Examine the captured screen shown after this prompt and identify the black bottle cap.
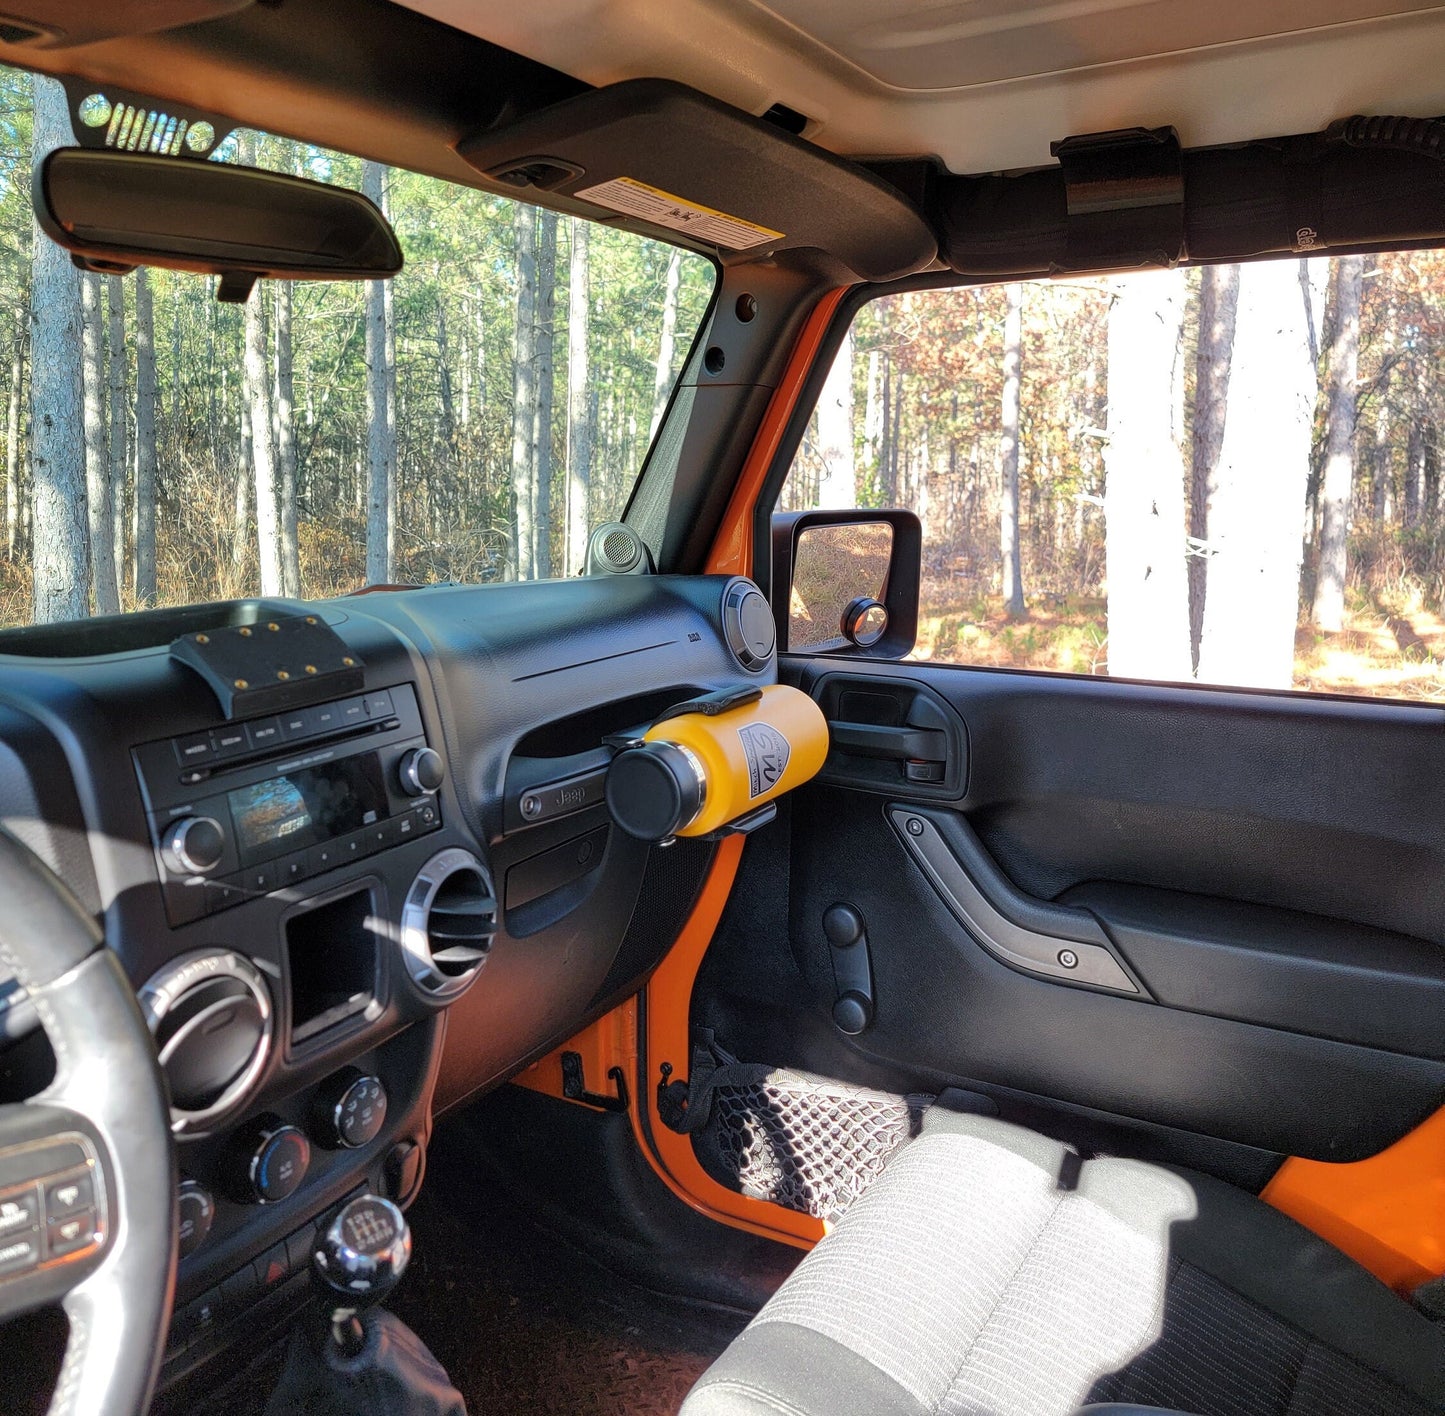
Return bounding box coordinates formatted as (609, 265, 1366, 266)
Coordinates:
(605, 741, 704, 841)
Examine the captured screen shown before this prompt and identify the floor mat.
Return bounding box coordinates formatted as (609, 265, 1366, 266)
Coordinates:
(164, 1136, 750, 1416)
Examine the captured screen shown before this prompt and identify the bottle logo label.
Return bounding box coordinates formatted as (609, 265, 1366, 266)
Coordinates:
(738, 723, 790, 798)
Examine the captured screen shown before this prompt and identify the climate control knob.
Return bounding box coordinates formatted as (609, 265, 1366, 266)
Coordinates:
(315, 1069, 388, 1150)
(398, 747, 444, 797)
(232, 1116, 310, 1204)
(162, 815, 225, 875)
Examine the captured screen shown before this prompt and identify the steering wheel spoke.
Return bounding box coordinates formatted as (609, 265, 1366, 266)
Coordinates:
(0, 1100, 110, 1326)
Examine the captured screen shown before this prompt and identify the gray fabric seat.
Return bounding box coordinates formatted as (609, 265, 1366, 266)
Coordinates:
(680, 1112, 1445, 1416)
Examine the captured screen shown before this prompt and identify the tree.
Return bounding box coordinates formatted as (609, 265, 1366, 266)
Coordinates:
(275, 281, 301, 596)
(1311, 254, 1364, 632)
(533, 210, 557, 577)
(1189, 263, 1239, 666)
(80, 272, 119, 614)
(28, 75, 88, 624)
(564, 222, 591, 576)
(363, 162, 397, 586)
(650, 247, 682, 439)
(106, 277, 126, 594)
(1198, 259, 1319, 688)
(6, 312, 24, 559)
(816, 328, 856, 508)
(510, 203, 537, 580)
(133, 266, 157, 604)
(998, 282, 1026, 620)
(1102, 271, 1191, 679)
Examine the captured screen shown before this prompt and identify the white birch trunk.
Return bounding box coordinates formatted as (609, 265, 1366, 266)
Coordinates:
(1102, 271, 1192, 680)
(106, 277, 126, 596)
(1198, 259, 1319, 689)
(275, 281, 301, 596)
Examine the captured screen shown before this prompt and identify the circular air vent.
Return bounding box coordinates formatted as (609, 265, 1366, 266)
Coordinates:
(139, 951, 273, 1136)
(400, 848, 498, 1002)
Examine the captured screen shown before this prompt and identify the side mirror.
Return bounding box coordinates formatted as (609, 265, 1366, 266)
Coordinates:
(771, 509, 921, 659)
(33, 148, 403, 302)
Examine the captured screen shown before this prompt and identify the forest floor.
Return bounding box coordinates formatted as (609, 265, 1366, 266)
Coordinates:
(913, 576, 1445, 701)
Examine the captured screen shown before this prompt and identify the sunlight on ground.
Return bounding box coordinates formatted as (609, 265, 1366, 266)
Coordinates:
(912, 576, 1445, 701)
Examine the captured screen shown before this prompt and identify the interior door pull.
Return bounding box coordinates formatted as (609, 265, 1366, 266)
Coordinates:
(828, 722, 947, 763)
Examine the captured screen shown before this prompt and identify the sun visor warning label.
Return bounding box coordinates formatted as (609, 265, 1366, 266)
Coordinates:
(574, 177, 784, 250)
(738, 723, 790, 799)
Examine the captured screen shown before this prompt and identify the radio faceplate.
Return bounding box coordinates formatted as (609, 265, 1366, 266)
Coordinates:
(134, 684, 442, 926)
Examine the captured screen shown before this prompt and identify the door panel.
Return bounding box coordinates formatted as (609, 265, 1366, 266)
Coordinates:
(700, 658, 1445, 1171)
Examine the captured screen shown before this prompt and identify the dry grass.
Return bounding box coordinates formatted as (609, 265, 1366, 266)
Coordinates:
(913, 574, 1445, 701)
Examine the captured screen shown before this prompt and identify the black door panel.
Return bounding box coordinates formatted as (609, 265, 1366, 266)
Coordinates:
(742, 658, 1445, 1168)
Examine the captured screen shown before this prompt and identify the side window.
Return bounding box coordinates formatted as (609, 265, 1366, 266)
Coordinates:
(779, 256, 1442, 701)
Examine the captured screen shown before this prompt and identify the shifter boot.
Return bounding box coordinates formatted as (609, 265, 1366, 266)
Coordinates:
(263, 1308, 467, 1416)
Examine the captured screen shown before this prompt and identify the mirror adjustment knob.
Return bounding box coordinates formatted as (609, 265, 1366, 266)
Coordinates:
(399, 747, 444, 797)
(163, 815, 225, 874)
(232, 1117, 310, 1204)
(313, 1194, 410, 1308)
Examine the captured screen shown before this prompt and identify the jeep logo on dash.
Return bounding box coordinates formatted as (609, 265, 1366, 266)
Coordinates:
(556, 785, 588, 810)
(738, 723, 790, 799)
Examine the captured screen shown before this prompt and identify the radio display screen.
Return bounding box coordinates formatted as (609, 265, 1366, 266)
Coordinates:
(228, 755, 388, 865)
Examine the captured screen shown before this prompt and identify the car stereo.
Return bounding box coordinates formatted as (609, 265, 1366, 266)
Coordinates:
(133, 683, 443, 926)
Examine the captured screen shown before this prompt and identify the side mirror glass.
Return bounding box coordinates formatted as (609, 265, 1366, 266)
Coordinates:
(33, 148, 403, 302)
(772, 509, 920, 658)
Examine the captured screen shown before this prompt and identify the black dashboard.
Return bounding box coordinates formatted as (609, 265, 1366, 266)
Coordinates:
(0, 571, 772, 1385)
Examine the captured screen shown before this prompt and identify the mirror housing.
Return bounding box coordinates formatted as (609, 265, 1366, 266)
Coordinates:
(33, 148, 402, 301)
(771, 509, 920, 659)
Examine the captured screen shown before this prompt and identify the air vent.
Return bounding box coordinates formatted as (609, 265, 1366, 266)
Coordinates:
(139, 950, 272, 1135)
(400, 848, 497, 1002)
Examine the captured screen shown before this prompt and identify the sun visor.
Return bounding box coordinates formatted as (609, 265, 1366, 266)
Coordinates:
(456, 79, 938, 282)
(0, 0, 249, 47)
(930, 120, 1445, 277)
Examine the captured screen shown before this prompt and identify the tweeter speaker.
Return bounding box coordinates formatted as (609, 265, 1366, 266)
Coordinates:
(586, 522, 653, 576)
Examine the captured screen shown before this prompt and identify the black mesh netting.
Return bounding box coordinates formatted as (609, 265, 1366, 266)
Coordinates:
(697, 1070, 930, 1223)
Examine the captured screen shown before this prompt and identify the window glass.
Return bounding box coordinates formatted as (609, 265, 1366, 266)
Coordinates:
(0, 69, 715, 628)
(780, 252, 1445, 700)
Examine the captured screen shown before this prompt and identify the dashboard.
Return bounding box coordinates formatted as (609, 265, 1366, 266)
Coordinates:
(0, 571, 772, 1385)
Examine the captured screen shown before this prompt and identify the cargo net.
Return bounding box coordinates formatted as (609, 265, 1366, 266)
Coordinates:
(698, 1069, 929, 1223)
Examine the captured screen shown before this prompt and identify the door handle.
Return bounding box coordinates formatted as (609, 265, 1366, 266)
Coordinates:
(827, 722, 948, 763)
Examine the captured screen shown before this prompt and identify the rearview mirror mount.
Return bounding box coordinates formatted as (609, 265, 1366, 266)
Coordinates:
(33, 148, 403, 302)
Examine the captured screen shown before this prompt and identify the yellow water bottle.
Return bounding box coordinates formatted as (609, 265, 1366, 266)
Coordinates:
(605, 684, 828, 841)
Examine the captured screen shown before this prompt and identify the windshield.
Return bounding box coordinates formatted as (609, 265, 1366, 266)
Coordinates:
(0, 71, 716, 629)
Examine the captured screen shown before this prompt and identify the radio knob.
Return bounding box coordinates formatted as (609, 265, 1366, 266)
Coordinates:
(398, 747, 444, 797)
(163, 815, 226, 875)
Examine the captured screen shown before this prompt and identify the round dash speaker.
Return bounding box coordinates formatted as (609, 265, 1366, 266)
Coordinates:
(586, 522, 652, 576)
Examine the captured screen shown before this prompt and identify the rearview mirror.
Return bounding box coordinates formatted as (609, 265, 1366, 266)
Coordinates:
(33, 148, 402, 302)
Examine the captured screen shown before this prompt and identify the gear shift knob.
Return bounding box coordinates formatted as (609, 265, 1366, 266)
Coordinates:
(313, 1194, 411, 1352)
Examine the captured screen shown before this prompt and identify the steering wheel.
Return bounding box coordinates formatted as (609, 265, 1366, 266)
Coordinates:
(0, 829, 174, 1415)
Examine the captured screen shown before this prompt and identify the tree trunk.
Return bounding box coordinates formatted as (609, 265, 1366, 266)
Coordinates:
(533, 210, 557, 578)
(998, 283, 1026, 620)
(233, 405, 251, 570)
(275, 281, 301, 596)
(29, 75, 89, 624)
(510, 203, 537, 580)
(363, 162, 397, 585)
(864, 350, 882, 498)
(564, 221, 592, 577)
(649, 247, 682, 440)
(106, 277, 126, 595)
(80, 272, 119, 614)
(1103, 272, 1192, 680)
(1311, 255, 1363, 631)
(133, 266, 158, 604)
(6, 316, 24, 560)
(1188, 263, 1238, 668)
(1198, 258, 1319, 689)
(816, 327, 856, 508)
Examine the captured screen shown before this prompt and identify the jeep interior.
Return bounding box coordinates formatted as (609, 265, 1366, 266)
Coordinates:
(0, 2, 1443, 1414)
